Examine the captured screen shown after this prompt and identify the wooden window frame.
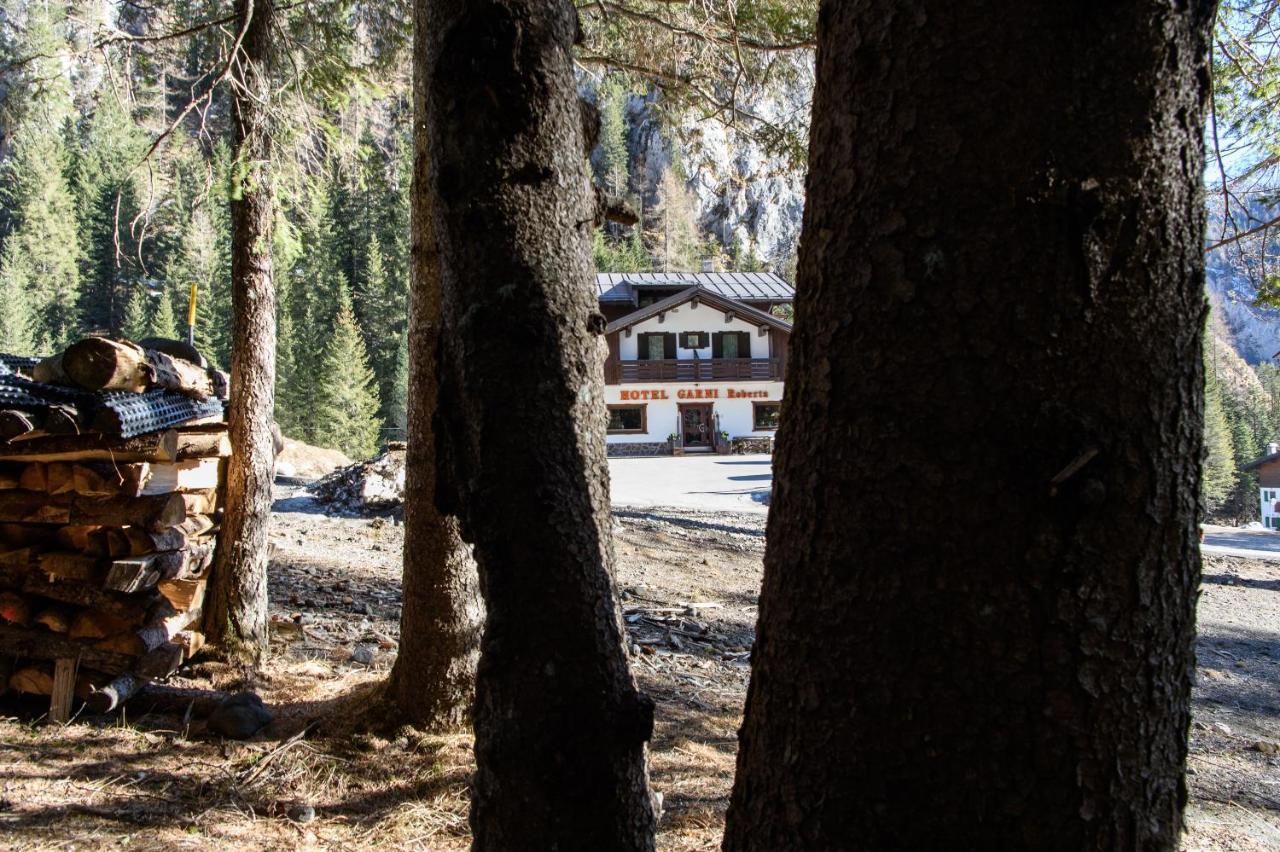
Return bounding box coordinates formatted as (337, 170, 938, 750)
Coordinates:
(679, 331, 708, 349)
(607, 403, 648, 434)
(752, 400, 782, 431)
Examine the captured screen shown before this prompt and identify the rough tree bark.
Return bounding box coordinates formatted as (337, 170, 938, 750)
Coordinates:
(421, 1, 656, 847)
(725, 2, 1214, 848)
(207, 0, 275, 664)
(383, 0, 484, 730)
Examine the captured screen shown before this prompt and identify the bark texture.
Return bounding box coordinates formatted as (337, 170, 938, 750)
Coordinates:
(421, 1, 656, 847)
(207, 0, 275, 664)
(383, 0, 484, 731)
(724, 2, 1214, 848)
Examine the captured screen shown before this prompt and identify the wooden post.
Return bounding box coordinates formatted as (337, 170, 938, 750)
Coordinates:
(49, 657, 77, 723)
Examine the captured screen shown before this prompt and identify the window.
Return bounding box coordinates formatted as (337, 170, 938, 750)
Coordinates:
(753, 401, 781, 430)
(647, 336, 666, 360)
(713, 330, 751, 359)
(608, 405, 647, 434)
(679, 331, 707, 349)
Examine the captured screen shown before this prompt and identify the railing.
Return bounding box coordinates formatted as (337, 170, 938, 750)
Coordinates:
(617, 358, 781, 383)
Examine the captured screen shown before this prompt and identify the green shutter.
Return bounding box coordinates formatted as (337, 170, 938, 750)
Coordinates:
(712, 332, 723, 358)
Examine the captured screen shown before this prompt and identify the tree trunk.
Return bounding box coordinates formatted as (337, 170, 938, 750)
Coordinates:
(421, 1, 656, 847)
(383, 0, 484, 732)
(724, 2, 1213, 848)
(206, 0, 275, 664)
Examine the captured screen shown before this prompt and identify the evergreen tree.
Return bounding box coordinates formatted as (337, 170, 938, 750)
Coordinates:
(597, 76, 631, 199)
(0, 127, 82, 350)
(1202, 350, 1236, 516)
(310, 276, 381, 458)
(149, 285, 179, 340)
(0, 267, 35, 355)
(121, 284, 150, 341)
(387, 329, 409, 436)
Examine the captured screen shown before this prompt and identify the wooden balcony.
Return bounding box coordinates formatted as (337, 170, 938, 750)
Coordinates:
(614, 358, 782, 383)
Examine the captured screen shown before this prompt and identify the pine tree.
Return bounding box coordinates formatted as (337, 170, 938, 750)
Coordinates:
(597, 76, 631, 199)
(0, 128, 82, 350)
(121, 285, 150, 341)
(310, 277, 382, 458)
(387, 329, 409, 437)
(0, 265, 35, 355)
(1202, 349, 1236, 516)
(149, 285, 179, 339)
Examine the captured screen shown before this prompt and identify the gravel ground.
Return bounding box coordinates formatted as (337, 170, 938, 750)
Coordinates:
(0, 491, 1275, 849)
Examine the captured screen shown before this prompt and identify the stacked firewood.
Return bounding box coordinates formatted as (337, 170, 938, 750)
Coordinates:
(0, 338, 229, 721)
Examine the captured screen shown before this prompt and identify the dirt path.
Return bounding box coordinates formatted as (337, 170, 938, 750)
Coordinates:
(0, 492, 1276, 849)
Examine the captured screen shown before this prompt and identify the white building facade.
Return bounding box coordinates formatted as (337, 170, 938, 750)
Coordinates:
(597, 274, 793, 456)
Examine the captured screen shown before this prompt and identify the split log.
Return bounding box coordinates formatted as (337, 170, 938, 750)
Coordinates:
(0, 410, 35, 441)
(42, 405, 81, 435)
(0, 523, 52, 546)
(70, 610, 137, 641)
(0, 623, 136, 675)
(157, 577, 207, 612)
(69, 465, 122, 497)
(85, 672, 144, 714)
(0, 430, 178, 464)
(20, 573, 152, 622)
(54, 459, 223, 498)
(39, 551, 101, 583)
(0, 545, 44, 570)
(8, 666, 53, 695)
(33, 606, 72, 634)
(102, 560, 160, 594)
(61, 338, 215, 399)
(0, 491, 187, 531)
(175, 428, 231, 460)
(182, 490, 218, 514)
(0, 591, 32, 626)
(137, 606, 202, 654)
(18, 464, 47, 492)
(114, 520, 215, 557)
(135, 643, 184, 679)
(54, 525, 101, 552)
(108, 543, 214, 592)
(31, 353, 67, 384)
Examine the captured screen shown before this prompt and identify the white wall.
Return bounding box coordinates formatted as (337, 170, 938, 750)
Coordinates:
(604, 380, 785, 443)
(1261, 487, 1280, 529)
(617, 302, 770, 360)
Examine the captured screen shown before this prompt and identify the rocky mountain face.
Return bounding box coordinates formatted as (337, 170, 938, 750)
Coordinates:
(601, 60, 813, 270)
(1207, 247, 1280, 367)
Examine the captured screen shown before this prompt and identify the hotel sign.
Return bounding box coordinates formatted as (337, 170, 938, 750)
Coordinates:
(619, 388, 771, 401)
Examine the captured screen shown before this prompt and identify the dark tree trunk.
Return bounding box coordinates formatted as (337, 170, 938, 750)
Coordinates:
(207, 0, 275, 664)
(725, 2, 1213, 848)
(420, 1, 656, 847)
(383, 0, 484, 731)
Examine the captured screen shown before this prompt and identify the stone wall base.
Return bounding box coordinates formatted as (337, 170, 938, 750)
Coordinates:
(607, 442, 672, 457)
(731, 436, 774, 455)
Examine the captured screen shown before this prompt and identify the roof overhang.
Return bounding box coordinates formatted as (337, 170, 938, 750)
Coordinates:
(604, 286, 792, 336)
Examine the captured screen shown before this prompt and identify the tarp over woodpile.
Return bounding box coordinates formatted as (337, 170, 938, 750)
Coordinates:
(309, 444, 406, 512)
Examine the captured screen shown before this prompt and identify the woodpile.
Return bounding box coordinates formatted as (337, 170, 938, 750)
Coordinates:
(0, 338, 229, 721)
(310, 442, 406, 512)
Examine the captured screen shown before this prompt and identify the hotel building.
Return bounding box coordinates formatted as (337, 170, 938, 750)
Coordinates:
(597, 272, 794, 456)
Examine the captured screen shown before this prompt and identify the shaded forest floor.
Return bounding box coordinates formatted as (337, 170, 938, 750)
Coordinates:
(0, 488, 1277, 849)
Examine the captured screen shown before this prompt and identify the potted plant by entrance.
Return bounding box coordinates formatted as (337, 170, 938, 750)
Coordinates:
(667, 433, 680, 456)
(716, 430, 731, 455)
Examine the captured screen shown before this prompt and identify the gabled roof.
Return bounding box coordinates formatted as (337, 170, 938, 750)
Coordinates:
(604, 286, 793, 335)
(597, 272, 795, 304)
(1241, 449, 1280, 471)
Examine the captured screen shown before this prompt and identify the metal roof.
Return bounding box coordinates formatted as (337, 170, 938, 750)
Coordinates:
(604, 286, 793, 335)
(596, 272, 795, 303)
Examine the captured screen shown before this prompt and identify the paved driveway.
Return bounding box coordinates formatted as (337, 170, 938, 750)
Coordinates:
(1202, 524, 1280, 562)
(608, 453, 772, 514)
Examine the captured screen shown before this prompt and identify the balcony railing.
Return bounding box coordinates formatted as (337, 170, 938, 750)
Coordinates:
(616, 358, 781, 383)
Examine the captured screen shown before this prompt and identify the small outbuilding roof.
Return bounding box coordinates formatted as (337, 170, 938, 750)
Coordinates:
(596, 272, 795, 304)
(1241, 449, 1280, 471)
(604, 286, 793, 335)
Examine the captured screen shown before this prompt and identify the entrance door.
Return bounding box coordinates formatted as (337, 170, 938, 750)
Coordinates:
(681, 404, 713, 447)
